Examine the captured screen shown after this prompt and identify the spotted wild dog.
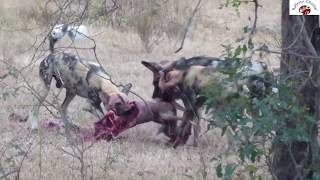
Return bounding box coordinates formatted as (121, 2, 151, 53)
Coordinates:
(142, 56, 276, 147)
(30, 24, 132, 130)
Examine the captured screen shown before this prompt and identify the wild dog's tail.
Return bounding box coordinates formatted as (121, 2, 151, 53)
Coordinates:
(67, 24, 89, 41)
(49, 24, 89, 53)
(51, 24, 89, 41)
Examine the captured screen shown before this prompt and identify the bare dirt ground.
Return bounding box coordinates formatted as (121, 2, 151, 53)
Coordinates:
(0, 0, 280, 179)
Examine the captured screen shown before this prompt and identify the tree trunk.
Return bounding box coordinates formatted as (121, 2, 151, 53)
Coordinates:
(272, 1, 320, 179)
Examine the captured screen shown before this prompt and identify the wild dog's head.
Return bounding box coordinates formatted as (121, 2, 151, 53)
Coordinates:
(98, 83, 133, 116)
(99, 91, 132, 116)
(142, 57, 220, 101)
(141, 61, 183, 101)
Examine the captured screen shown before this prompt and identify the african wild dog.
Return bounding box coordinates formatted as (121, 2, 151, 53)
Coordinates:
(142, 56, 274, 147)
(30, 24, 131, 130)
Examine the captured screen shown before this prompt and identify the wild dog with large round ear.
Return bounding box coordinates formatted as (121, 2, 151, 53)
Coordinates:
(86, 68, 132, 116)
(141, 56, 273, 147)
(141, 60, 182, 101)
(142, 60, 192, 147)
(30, 52, 132, 130)
(29, 24, 130, 130)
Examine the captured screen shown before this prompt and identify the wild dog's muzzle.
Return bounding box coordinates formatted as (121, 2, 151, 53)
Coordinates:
(106, 93, 133, 116)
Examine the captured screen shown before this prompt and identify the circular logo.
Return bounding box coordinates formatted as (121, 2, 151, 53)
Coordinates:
(299, 5, 311, 15)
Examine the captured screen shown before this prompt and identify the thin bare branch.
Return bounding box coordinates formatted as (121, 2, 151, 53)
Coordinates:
(15, 140, 34, 179)
(287, 144, 304, 180)
(0, 170, 17, 179)
(249, 0, 260, 37)
(174, 0, 202, 53)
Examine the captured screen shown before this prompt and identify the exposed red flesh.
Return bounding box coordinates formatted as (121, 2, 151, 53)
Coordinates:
(42, 101, 139, 142)
(94, 101, 139, 141)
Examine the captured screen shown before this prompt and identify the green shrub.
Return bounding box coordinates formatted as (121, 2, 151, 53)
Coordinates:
(202, 65, 315, 179)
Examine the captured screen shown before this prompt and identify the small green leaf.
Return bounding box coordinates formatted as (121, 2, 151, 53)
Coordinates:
(233, 46, 242, 58)
(182, 173, 194, 179)
(245, 164, 257, 173)
(242, 44, 247, 55)
(243, 25, 249, 33)
(216, 163, 223, 178)
(224, 164, 234, 180)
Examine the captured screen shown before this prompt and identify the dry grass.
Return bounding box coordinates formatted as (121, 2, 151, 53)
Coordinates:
(0, 0, 280, 179)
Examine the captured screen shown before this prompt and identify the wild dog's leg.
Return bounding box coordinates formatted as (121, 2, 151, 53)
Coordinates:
(31, 81, 51, 130)
(184, 89, 204, 147)
(60, 90, 76, 126)
(191, 105, 200, 147)
(159, 122, 177, 144)
(192, 96, 206, 147)
(90, 99, 104, 118)
(30, 58, 53, 130)
(157, 104, 180, 144)
(173, 91, 199, 147)
(173, 110, 193, 148)
(193, 115, 200, 147)
(158, 116, 179, 144)
(173, 118, 192, 148)
(92, 102, 104, 118)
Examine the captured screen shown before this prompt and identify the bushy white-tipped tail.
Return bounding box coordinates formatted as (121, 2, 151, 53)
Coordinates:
(67, 24, 89, 41)
(51, 24, 89, 42)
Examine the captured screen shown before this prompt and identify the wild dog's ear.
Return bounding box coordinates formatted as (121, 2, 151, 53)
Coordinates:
(141, 61, 163, 72)
(68, 24, 89, 41)
(142, 61, 164, 98)
(121, 83, 132, 95)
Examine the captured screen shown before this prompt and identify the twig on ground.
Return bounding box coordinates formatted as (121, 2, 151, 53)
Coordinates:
(16, 139, 34, 179)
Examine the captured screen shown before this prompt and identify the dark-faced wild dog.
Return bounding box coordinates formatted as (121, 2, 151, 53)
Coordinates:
(142, 56, 274, 147)
(30, 24, 131, 130)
